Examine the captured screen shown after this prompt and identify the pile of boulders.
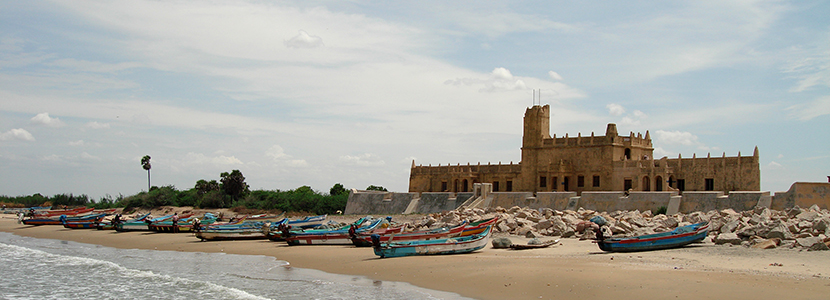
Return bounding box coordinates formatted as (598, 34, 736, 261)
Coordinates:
(413, 204, 830, 251)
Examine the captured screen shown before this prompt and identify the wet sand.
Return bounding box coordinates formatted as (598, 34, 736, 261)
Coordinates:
(1, 214, 828, 299)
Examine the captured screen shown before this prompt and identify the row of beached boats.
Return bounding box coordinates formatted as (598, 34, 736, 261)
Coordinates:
(18, 207, 709, 255)
(17, 208, 499, 258)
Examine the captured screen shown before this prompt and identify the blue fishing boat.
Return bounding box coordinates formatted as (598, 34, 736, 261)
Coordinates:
(23, 213, 106, 226)
(595, 221, 709, 252)
(371, 225, 492, 258)
(281, 216, 387, 245)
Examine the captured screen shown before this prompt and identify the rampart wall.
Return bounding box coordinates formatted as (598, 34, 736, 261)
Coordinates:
(346, 182, 830, 215)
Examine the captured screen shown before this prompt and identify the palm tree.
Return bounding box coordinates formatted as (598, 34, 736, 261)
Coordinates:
(141, 155, 151, 191)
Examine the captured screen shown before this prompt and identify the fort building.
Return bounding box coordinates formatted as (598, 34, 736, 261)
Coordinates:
(409, 104, 761, 195)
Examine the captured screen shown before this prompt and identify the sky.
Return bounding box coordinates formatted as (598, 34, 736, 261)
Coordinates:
(1, 0, 828, 200)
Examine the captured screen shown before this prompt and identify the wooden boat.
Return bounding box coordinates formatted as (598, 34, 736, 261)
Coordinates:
(351, 217, 496, 247)
(282, 216, 387, 245)
(265, 215, 329, 241)
(195, 219, 282, 241)
(287, 214, 327, 229)
(116, 214, 174, 232)
(509, 239, 559, 250)
(147, 214, 196, 232)
(23, 212, 105, 226)
(33, 207, 94, 217)
(63, 215, 107, 229)
(371, 225, 493, 258)
(595, 221, 709, 252)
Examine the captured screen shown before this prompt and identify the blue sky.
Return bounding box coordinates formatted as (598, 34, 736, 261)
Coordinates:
(1, 0, 828, 199)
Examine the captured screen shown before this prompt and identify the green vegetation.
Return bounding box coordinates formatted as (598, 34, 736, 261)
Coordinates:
(654, 206, 668, 215)
(0, 169, 376, 215)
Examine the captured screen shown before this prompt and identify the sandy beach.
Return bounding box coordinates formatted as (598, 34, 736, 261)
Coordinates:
(2, 213, 828, 300)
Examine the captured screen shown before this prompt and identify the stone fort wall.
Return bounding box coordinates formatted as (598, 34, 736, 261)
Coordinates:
(348, 182, 830, 215)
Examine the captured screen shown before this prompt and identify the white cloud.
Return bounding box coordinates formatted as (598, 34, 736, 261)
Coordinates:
(69, 140, 85, 146)
(0, 128, 35, 141)
(654, 130, 709, 150)
(766, 161, 783, 170)
(606, 103, 626, 116)
(548, 71, 563, 81)
(265, 145, 307, 167)
(85, 121, 110, 129)
(80, 152, 101, 161)
(444, 67, 529, 92)
(786, 95, 830, 121)
(182, 152, 244, 166)
(30, 113, 65, 127)
(284, 30, 324, 49)
(339, 153, 386, 167)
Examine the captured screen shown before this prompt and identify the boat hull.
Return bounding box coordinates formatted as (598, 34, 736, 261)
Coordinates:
(596, 222, 709, 252)
(372, 226, 492, 258)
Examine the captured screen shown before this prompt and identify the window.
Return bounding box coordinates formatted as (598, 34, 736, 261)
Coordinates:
(493, 181, 500, 192)
(677, 179, 685, 191)
(540, 176, 547, 188)
(624, 148, 631, 160)
(593, 175, 600, 187)
(577, 175, 585, 187)
(552, 177, 558, 191)
(705, 178, 714, 191)
(506, 181, 513, 192)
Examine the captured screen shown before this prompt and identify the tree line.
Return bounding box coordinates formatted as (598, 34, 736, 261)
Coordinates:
(0, 169, 386, 215)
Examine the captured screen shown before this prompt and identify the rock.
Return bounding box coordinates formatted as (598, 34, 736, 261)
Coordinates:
(492, 237, 512, 249)
(515, 225, 534, 237)
(721, 220, 740, 233)
(528, 238, 542, 245)
(536, 219, 553, 230)
(714, 233, 743, 245)
(561, 229, 576, 238)
(525, 230, 540, 238)
(796, 211, 819, 221)
(796, 236, 822, 248)
(808, 242, 829, 251)
(765, 223, 792, 240)
(751, 238, 780, 249)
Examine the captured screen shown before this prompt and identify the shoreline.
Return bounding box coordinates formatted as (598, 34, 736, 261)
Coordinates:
(1, 214, 828, 299)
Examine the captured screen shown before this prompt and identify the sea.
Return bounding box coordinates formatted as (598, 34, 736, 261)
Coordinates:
(0, 232, 470, 300)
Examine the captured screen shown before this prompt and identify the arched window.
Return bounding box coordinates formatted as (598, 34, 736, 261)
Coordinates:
(624, 148, 631, 160)
(642, 176, 650, 191)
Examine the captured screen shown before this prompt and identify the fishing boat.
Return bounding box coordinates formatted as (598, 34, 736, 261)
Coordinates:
(33, 207, 94, 217)
(282, 216, 388, 245)
(194, 219, 282, 241)
(371, 225, 493, 258)
(148, 214, 197, 232)
(63, 214, 107, 229)
(23, 213, 106, 226)
(351, 217, 497, 247)
(116, 214, 174, 232)
(287, 215, 327, 229)
(265, 215, 329, 241)
(595, 221, 709, 252)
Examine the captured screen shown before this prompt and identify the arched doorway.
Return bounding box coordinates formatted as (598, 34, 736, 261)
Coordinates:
(462, 179, 469, 192)
(655, 176, 663, 191)
(642, 176, 650, 191)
